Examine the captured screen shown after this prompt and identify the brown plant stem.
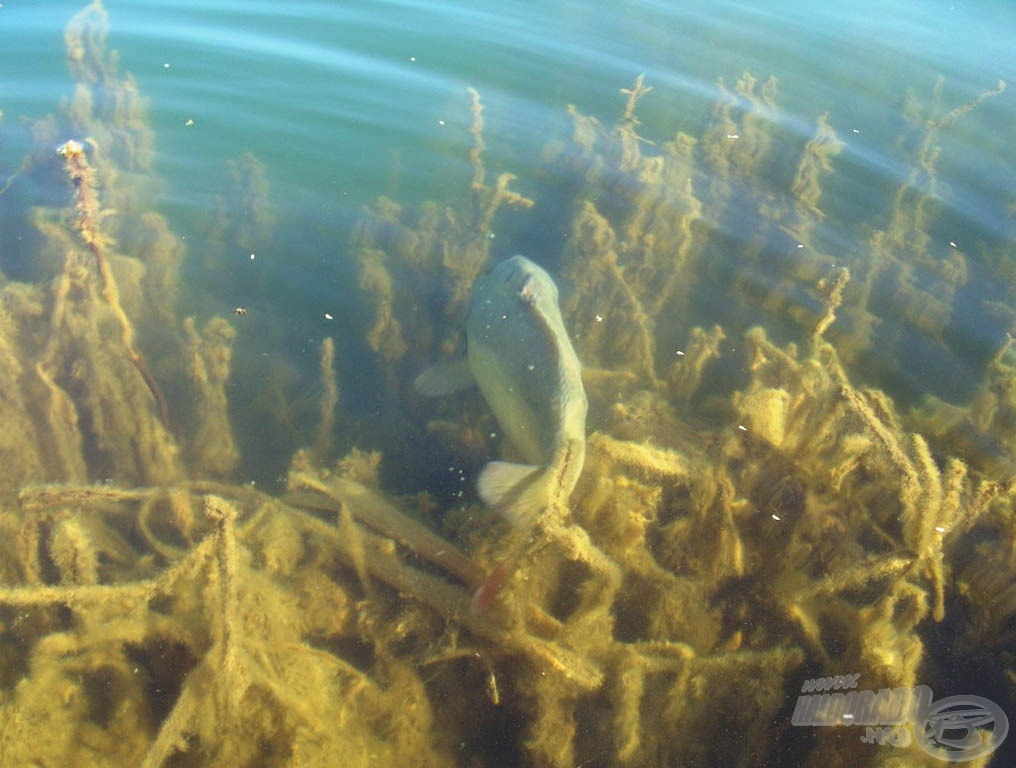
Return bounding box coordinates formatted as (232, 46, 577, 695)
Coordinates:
(57, 138, 172, 430)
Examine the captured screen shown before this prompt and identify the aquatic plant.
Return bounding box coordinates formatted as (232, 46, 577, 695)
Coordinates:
(346, 70, 1013, 765)
(352, 88, 534, 375)
(0, 4, 1012, 767)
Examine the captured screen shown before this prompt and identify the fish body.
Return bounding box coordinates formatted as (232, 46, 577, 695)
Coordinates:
(416, 255, 587, 527)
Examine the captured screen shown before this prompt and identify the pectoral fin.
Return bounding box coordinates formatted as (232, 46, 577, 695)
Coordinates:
(414, 358, 475, 397)
(477, 460, 546, 529)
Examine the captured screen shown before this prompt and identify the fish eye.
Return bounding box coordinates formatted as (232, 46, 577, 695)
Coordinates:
(518, 276, 538, 304)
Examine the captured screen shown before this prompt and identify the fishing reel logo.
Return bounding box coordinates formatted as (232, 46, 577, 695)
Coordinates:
(792, 676, 1009, 762)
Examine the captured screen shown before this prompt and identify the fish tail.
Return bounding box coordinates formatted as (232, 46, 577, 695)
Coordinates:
(476, 460, 549, 529)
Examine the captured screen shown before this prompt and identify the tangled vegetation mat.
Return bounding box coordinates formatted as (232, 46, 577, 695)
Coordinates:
(0, 3, 1013, 766)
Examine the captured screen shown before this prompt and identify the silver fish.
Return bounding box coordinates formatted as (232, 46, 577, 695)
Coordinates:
(415, 255, 587, 528)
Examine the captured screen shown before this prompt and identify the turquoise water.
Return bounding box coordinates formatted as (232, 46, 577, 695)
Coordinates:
(4, 3, 1014, 399)
(2, 1, 1015, 765)
(6, 0, 1014, 409)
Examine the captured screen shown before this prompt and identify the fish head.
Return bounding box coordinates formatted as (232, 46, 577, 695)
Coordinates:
(490, 255, 560, 313)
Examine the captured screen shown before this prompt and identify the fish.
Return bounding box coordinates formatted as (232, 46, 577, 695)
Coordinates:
(415, 254, 588, 530)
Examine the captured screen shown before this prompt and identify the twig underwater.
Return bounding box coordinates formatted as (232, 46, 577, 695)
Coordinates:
(0, 3, 1013, 767)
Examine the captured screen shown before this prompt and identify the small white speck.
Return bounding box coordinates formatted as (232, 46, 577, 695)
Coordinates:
(726, 134, 740, 139)
(949, 241, 957, 248)
(852, 128, 860, 134)
(595, 314, 603, 322)
(438, 119, 445, 126)
(676, 350, 685, 356)
(489, 432, 497, 439)
(249, 253, 255, 260)
(737, 424, 747, 432)
(771, 514, 781, 521)
(163, 62, 171, 69)
(409, 56, 416, 62)
(184, 118, 194, 126)
(324, 313, 333, 320)
(843, 714, 854, 721)
(797, 243, 805, 249)
(527, 364, 535, 371)
(934, 526, 946, 534)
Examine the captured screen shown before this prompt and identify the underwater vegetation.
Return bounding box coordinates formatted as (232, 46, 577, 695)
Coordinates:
(0, 2, 1013, 766)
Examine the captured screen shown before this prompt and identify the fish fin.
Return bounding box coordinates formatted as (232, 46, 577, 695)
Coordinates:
(472, 560, 513, 613)
(477, 460, 546, 529)
(413, 358, 475, 397)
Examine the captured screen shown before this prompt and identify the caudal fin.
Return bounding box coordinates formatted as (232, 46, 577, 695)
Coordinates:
(476, 460, 547, 529)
